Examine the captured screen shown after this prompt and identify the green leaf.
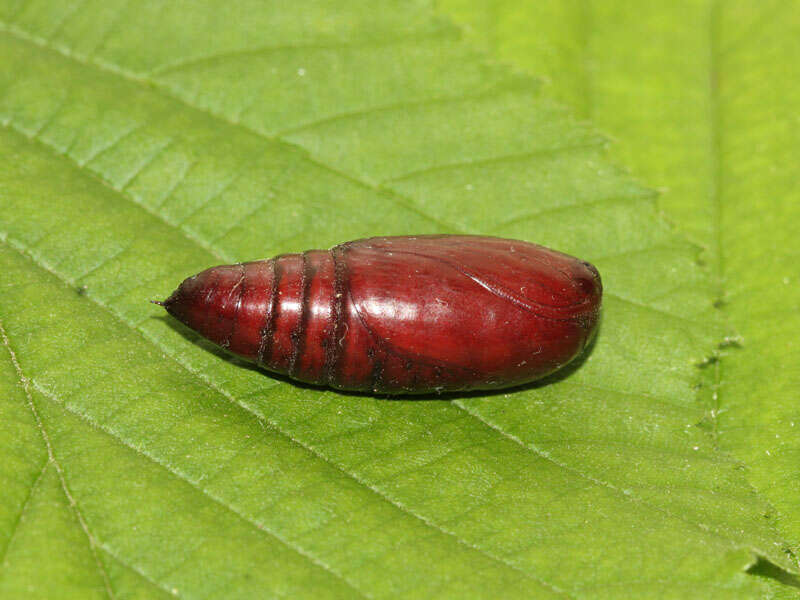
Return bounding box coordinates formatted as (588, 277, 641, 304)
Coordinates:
(436, 0, 800, 592)
(0, 1, 790, 597)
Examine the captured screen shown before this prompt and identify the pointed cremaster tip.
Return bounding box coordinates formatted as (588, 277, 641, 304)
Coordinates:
(150, 299, 166, 306)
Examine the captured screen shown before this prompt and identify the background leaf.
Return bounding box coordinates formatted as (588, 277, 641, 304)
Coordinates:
(0, 1, 794, 597)
(436, 0, 800, 593)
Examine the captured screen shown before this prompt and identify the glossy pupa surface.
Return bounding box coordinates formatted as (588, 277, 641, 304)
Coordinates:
(159, 235, 602, 394)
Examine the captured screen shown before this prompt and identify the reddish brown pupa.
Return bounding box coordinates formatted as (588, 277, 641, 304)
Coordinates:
(156, 235, 602, 394)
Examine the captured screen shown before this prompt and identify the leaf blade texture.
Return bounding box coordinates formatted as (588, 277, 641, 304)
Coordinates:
(0, 1, 791, 597)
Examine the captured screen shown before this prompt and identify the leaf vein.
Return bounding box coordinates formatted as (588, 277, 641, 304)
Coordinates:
(149, 29, 458, 76)
(0, 460, 48, 571)
(385, 141, 606, 184)
(452, 399, 777, 561)
(273, 80, 535, 138)
(0, 320, 117, 600)
(2, 121, 229, 262)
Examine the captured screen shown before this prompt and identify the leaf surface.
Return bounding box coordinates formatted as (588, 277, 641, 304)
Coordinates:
(0, 1, 791, 597)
